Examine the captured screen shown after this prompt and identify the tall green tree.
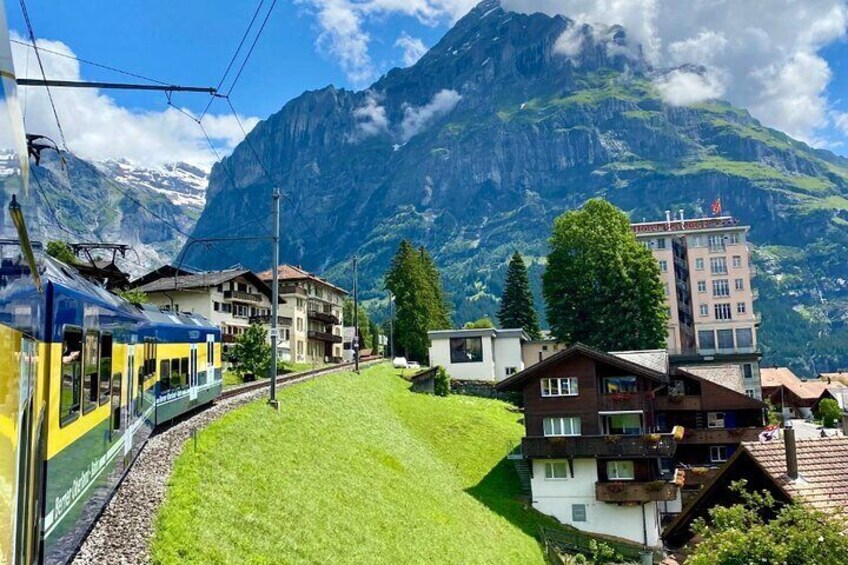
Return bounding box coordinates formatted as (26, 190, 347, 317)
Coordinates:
(385, 240, 451, 361)
(497, 252, 541, 338)
(230, 324, 271, 379)
(543, 198, 667, 351)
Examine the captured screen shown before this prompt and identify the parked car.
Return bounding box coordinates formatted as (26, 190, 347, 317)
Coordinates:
(392, 357, 408, 369)
(407, 361, 421, 370)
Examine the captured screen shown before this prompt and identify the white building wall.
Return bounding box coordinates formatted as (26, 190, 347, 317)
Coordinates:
(428, 336, 496, 381)
(493, 336, 524, 381)
(530, 458, 662, 548)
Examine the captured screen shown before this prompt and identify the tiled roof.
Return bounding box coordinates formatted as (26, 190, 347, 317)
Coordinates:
(679, 364, 744, 394)
(611, 349, 669, 374)
(137, 269, 250, 293)
(256, 264, 348, 295)
(761, 367, 829, 400)
(820, 372, 848, 386)
(744, 437, 848, 514)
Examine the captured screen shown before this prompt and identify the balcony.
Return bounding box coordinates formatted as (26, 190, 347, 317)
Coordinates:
(595, 481, 680, 503)
(308, 309, 340, 325)
(521, 433, 677, 459)
(597, 392, 650, 412)
(278, 285, 307, 297)
(655, 394, 702, 411)
(680, 427, 761, 444)
(249, 315, 293, 326)
(308, 330, 343, 343)
(224, 290, 263, 303)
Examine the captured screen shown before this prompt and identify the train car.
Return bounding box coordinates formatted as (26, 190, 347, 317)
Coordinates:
(0, 4, 223, 562)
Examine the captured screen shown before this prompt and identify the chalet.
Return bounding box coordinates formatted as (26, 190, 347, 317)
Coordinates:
(664, 429, 848, 549)
(427, 328, 528, 382)
(761, 367, 833, 418)
(496, 343, 684, 548)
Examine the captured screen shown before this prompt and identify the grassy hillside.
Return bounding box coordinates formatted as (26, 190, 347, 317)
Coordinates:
(152, 364, 560, 564)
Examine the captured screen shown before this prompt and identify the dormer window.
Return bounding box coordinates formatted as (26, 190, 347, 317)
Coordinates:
(541, 377, 578, 397)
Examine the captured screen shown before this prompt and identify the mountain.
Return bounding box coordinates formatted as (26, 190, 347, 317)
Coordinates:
(183, 0, 848, 376)
(0, 151, 203, 276)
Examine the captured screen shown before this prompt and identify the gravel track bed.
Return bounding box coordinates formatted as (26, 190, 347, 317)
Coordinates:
(71, 370, 336, 565)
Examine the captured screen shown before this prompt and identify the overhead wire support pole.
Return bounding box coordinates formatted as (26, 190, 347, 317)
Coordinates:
(269, 188, 281, 409)
(16, 78, 217, 93)
(353, 255, 360, 374)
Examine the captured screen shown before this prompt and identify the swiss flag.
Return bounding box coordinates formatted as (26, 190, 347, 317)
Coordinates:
(711, 198, 722, 216)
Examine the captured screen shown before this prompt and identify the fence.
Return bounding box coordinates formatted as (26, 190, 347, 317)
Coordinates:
(539, 527, 651, 564)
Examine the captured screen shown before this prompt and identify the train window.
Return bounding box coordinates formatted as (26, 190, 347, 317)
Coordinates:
(180, 358, 189, 387)
(170, 359, 181, 389)
(99, 333, 112, 405)
(159, 360, 171, 392)
(83, 330, 100, 415)
(207, 341, 213, 365)
(60, 327, 83, 426)
(111, 372, 122, 433)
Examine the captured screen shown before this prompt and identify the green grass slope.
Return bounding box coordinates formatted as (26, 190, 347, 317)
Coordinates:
(152, 364, 557, 564)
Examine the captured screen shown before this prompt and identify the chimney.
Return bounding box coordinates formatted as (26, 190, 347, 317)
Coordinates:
(784, 423, 798, 480)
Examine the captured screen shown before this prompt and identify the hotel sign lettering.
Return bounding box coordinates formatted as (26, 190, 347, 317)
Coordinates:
(632, 217, 738, 234)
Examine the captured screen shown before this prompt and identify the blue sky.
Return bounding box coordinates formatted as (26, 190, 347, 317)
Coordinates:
(6, 0, 848, 164)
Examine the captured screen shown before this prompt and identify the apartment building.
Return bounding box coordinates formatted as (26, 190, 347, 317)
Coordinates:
(258, 265, 346, 364)
(632, 214, 763, 399)
(134, 269, 274, 345)
(427, 328, 528, 382)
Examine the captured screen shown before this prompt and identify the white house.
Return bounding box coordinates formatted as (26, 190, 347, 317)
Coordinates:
(427, 328, 528, 382)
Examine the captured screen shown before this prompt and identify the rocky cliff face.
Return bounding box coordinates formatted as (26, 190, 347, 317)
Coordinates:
(185, 0, 848, 375)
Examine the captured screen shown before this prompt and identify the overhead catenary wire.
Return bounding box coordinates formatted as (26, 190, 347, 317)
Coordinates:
(224, 0, 278, 98)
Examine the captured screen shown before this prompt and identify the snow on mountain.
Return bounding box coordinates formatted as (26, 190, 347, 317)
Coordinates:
(96, 159, 209, 210)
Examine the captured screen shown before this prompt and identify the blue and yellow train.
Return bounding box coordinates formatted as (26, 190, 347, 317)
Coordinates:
(0, 7, 223, 564)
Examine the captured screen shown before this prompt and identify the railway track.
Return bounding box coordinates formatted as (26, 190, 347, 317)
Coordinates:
(72, 357, 384, 565)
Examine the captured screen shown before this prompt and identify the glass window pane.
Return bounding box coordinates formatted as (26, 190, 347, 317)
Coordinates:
(83, 330, 100, 414)
(603, 376, 637, 393)
(61, 328, 83, 425)
(99, 334, 112, 405)
(717, 329, 734, 350)
(609, 414, 641, 435)
(698, 330, 716, 350)
(736, 328, 753, 348)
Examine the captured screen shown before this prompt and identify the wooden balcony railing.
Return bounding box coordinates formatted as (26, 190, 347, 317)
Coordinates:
(223, 290, 263, 303)
(654, 394, 702, 411)
(595, 481, 680, 503)
(680, 427, 761, 444)
(521, 433, 677, 459)
(278, 285, 307, 297)
(249, 315, 293, 326)
(307, 309, 340, 325)
(307, 330, 343, 343)
(597, 392, 651, 412)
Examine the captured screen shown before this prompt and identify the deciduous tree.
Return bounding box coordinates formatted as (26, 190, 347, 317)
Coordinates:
(543, 199, 667, 351)
(497, 252, 541, 338)
(230, 324, 271, 380)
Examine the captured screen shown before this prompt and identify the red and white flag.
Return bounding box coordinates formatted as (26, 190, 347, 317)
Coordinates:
(711, 197, 722, 216)
(759, 424, 779, 443)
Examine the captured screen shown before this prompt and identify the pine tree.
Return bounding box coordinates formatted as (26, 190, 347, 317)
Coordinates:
(497, 252, 541, 338)
(543, 198, 667, 351)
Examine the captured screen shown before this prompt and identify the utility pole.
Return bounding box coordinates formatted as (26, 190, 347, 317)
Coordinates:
(353, 255, 360, 374)
(269, 189, 281, 410)
(388, 291, 394, 359)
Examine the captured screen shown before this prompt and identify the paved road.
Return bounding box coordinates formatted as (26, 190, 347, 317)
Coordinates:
(789, 418, 843, 440)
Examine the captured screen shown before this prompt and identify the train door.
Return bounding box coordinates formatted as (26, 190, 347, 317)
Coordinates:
(124, 345, 135, 456)
(206, 334, 216, 384)
(189, 344, 198, 402)
(15, 336, 42, 565)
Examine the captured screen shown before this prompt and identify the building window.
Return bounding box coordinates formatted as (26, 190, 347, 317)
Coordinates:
(708, 412, 726, 428)
(544, 461, 569, 480)
(83, 330, 100, 415)
(698, 330, 716, 350)
(606, 413, 642, 435)
(60, 327, 84, 426)
(712, 279, 730, 297)
(732, 255, 742, 268)
(717, 329, 734, 350)
(697, 280, 706, 292)
(699, 304, 709, 317)
(659, 259, 668, 272)
(745, 389, 755, 397)
(695, 258, 705, 271)
(737, 302, 747, 314)
(606, 460, 635, 480)
(505, 367, 518, 377)
(572, 504, 587, 522)
(449, 337, 484, 363)
(543, 417, 581, 437)
(656, 238, 666, 249)
(707, 234, 725, 252)
(736, 328, 754, 349)
(663, 282, 669, 296)
(710, 446, 728, 463)
(729, 233, 740, 245)
(603, 376, 638, 393)
(710, 257, 728, 274)
(714, 303, 732, 320)
(735, 278, 744, 291)
(296, 318, 303, 331)
(213, 302, 220, 312)
(541, 377, 578, 397)
(689, 235, 703, 247)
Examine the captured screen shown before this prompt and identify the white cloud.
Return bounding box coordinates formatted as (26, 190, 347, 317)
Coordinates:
(400, 88, 461, 141)
(554, 23, 584, 58)
(295, 0, 477, 85)
(654, 69, 726, 106)
(9, 34, 259, 168)
(352, 92, 389, 138)
(501, 0, 848, 144)
(395, 32, 429, 66)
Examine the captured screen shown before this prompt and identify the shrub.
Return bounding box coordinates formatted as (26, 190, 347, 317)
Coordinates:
(230, 324, 271, 380)
(818, 398, 841, 428)
(434, 366, 451, 397)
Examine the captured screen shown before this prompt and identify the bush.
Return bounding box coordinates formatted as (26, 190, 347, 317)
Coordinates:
(434, 367, 451, 397)
(230, 324, 271, 379)
(818, 398, 841, 428)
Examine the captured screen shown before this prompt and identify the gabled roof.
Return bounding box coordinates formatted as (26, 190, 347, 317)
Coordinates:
(136, 269, 275, 301)
(129, 265, 195, 289)
(678, 364, 745, 395)
(611, 349, 668, 374)
(257, 264, 348, 295)
(496, 342, 667, 391)
(674, 367, 766, 410)
(761, 367, 830, 400)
